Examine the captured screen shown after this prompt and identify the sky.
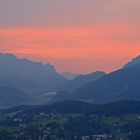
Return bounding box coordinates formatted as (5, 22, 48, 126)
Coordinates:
(0, 0, 140, 73)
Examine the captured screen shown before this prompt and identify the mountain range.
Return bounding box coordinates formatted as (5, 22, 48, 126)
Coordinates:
(52, 55, 140, 104)
(0, 53, 67, 95)
(0, 53, 140, 107)
(55, 71, 106, 92)
(0, 53, 106, 107)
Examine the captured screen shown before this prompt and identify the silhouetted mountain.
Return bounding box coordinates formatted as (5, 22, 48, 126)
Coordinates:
(60, 72, 80, 80)
(3, 100, 140, 117)
(123, 55, 140, 68)
(0, 53, 67, 95)
(0, 86, 31, 108)
(53, 63, 140, 104)
(56, 71, 106, 92)
(33, 100, 140, 116)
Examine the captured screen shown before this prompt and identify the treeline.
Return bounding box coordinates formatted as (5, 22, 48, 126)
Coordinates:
(3, 100, 140, 117)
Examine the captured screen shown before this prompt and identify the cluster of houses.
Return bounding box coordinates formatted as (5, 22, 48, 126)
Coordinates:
(10, 113, 116, 140)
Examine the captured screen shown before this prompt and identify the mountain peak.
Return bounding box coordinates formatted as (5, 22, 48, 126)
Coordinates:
(0, 52, 67, 94)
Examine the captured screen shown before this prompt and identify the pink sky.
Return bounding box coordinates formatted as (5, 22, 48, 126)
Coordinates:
(0, 0, 140, 73)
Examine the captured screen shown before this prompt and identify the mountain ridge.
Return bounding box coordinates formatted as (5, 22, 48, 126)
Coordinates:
(52, 60, 140, 104)
(55, 71, 106, 92)
(0, 53, 67, 95)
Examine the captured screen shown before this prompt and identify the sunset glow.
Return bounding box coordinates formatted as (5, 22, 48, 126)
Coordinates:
(0, 0, 140, 73)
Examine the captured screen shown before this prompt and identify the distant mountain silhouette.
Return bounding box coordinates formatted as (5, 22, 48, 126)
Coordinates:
(0, 53, 67, 95)
(0, 86, 31, 108)
(4, 100, 140, 117)
(53, 63, 140, 104)
(123, 55, 140, 68)
(56, 71, 106, 92)
(60, 72, 80, 80)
